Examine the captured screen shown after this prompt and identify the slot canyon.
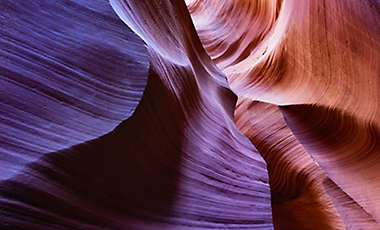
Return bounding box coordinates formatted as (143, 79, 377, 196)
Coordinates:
(0, 0, 379, 229)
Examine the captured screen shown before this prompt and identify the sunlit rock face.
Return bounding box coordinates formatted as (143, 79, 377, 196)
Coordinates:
(0, 0, 379, 229)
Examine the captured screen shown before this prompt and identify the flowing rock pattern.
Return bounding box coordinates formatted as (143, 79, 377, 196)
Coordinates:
(189, 0, 380, 228)
(323, 179, 380, 230)
(281, 105, 380, 225)
(0, 0, 149, 179)
(1, 0, 380, 229)
(235, 100, 345, 230)
(1, 0, 272, 229)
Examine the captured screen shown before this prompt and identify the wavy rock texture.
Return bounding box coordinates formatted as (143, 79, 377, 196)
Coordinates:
(235, 100, 345, 230)
(189, 0, 380, 229)
(1, 0, 380, 229)
(0, 0, 149, 180)
(281, 105, 380, 226)
(323, 179, 380, 230)
(1, 0, 272, 229)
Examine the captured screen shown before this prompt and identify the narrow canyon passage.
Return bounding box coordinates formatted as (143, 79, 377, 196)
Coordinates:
(0, 0, 379, 229)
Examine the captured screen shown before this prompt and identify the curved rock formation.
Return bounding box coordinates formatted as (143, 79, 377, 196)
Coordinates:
(235, 100, 345, 230)
(323, 179, 380, 230)
(1, 0, 272, 229)
(281, 104, 380, 226)
(0, 0, 149, 179)
(191, 0, 380, 120)
(189, 0, 380, 228)
(1, 0, 379, 229)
